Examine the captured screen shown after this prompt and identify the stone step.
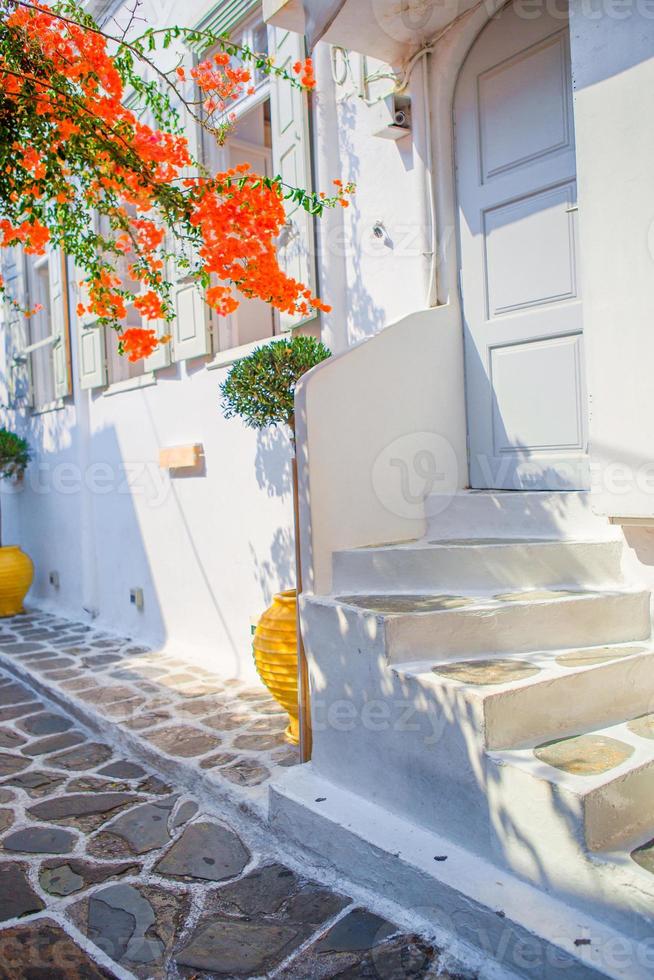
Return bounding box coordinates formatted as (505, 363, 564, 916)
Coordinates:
(425, 491, 618, 542)
(395, 642, 654, 750)
(332, 538, 625, 595)
(320, 588, 650, 664)
(489, 714, 654, 853)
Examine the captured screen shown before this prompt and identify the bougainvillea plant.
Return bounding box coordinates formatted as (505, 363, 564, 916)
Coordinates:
(0, 0, 353, 360)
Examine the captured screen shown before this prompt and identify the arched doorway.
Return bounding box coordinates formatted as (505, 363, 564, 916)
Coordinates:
(455, 2, 588, 490)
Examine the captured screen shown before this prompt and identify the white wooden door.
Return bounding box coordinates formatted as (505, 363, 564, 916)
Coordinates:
(455, 2, 588, 490)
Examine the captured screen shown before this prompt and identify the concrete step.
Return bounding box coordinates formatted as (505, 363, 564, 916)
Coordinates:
(332, 538, 625, 595)
(395, 642, 654, 750)
(425, 491, 618, 542)
(322, 588, 650, 664)
(489, 714, 654, 853)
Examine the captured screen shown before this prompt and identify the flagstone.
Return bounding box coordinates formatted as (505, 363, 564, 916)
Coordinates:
(22, 731, 86, 757)
(0, 702, 40, 722)
(0, 807, 14, 833)
(221, 758, 270, 786)
(0, 919, 117, 977)
(171, 800, 198, 828)
(0, 726, 27, 749)
(144, 725, 221, 757)
(3, 825, 77, 854)
(154, 821, 250, 882)
(3, 770, 67, 796)
(0, 642, 46, 654)
(232, 731, 286, 751)
(0, 751, 31, 776)
(28, 792, 140, 827)
(40, 858, 140, 896)
(174, 864, 349, 976)
(72, 883, 189, 978)
(49, 742, 113, 771)
(432, 659, 541, 686)
(199, 751, 239, 770)
(123, 710, 172, 731)
(102, 797, 177, 854)
(627, 713, 654, 740)
(534, 734, 634, 775)
(19, 711, 75, 736)
(0, 681, 34, 706)
(98, 760, 147, 780)
(0, 863, 45, 921)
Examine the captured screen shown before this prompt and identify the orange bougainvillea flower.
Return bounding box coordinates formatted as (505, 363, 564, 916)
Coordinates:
(0, 1, 351, 359)
(117, 327, 167, 362)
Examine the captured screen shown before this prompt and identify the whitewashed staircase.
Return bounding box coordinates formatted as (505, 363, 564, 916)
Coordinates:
(270, 493, 654, 979)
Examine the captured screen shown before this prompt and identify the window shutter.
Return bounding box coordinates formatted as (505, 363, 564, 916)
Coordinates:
(76, 278, 106, 390)
(143, 316, 172, 372)
(169, 90, 212, 361)
(49, 248, 72, 398)
(3, 248, 32, 406)
(269, 27, 317, 332)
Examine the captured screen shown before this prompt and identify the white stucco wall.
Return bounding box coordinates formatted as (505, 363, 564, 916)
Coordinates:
(1, 329, 297, 681)
(0, 0, 433, 677)
(569, 2, 654, 519)
(311, 45, 433, 352)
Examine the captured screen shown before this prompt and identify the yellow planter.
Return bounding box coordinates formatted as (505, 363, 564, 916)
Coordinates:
(253, 589, 299, 745)
(0, 546, 34, 617)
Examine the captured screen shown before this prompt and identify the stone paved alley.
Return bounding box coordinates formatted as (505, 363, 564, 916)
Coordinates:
(0, 610, 467, 979)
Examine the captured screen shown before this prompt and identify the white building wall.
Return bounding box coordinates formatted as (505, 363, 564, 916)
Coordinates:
(568, 2, 654, 596)
(0, 0, 430, 679)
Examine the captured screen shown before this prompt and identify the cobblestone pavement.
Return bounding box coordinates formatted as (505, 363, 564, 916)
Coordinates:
(0, 609, 301, 815)
(0, 613, 466, 979)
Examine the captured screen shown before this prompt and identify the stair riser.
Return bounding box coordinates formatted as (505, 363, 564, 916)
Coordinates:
(384, 592, 651, 664)
(333, 540, 624, 594)
(482, 652, 654, 749)
(425, 492, 618, 541)
(489, 752, 654, 855)
(586, 761, 654, 851)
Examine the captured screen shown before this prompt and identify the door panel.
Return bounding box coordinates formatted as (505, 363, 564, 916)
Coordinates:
(455, 2, 588, 490)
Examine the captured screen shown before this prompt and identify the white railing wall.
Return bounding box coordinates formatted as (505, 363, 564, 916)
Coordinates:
(294, 306, 468, 595)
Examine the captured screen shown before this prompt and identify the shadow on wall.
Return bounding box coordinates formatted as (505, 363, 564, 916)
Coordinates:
(9, 413, 166, 646)
(337, 99, 387, 345)
(252, 424, 296, 604)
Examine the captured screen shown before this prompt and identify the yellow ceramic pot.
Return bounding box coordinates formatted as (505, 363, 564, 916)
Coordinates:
(0, 546, 34, 617)
(253, 589, 299, 744)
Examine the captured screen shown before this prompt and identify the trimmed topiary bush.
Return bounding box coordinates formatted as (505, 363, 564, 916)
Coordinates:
(220, 336, 331, 431)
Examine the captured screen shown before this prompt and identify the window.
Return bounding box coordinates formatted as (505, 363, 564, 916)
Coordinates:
(23, 250, 71, 410)
(229, 20, 271, 102)
(26, 255, 55, 408)
(205, 91, 279, 354)
(76, 22, 317, 389)
(105, 249, 146, 387)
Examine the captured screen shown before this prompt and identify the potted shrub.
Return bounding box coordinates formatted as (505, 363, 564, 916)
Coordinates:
(0, 428, 32, 616)
(221, 336, 331, 746)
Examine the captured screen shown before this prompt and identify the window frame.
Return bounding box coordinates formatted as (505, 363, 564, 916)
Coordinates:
(25, 249, 72, 413)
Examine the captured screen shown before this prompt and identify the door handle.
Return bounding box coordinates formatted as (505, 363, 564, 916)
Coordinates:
(565, 205, 579, 213)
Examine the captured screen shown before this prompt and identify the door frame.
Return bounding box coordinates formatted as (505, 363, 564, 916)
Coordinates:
(424, 0, 584, 489)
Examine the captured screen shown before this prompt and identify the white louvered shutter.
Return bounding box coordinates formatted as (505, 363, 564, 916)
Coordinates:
(49, 249, 72, 398)
(269, 27, 317, 332)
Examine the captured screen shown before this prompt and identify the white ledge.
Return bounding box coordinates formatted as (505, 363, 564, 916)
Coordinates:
(102, 372, 157, 397)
